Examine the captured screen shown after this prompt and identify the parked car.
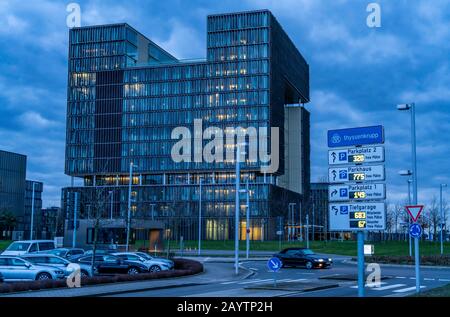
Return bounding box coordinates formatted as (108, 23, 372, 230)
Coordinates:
(73, 254, 148, 275)
(273, 248, 333, 269)
(1, 240, 55, 256)
(21, 254, 93, 278)
(0, 271, 3, 283)
(112, 252, 174, 272)
(0, 256, 65, 281)
(67, 249, 111, 262)
(37, 248, 85, 259)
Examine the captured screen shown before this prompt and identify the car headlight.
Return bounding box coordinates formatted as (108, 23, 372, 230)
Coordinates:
(317, 259, 324, 262)
(328, 258, 332, 262)
(55, 270, 64, 274)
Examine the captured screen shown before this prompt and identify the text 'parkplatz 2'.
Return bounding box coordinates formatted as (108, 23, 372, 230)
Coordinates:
(327, 125, 386, 297)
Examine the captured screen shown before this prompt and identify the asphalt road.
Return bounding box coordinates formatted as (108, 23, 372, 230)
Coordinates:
(104, 256, 450, 297)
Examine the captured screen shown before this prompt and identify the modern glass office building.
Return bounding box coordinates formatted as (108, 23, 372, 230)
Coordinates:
(63, 10, 310, 244)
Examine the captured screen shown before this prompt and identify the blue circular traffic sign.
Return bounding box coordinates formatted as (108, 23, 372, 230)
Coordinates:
(267, 257, 282, 272)
(409, 223, 423, 238)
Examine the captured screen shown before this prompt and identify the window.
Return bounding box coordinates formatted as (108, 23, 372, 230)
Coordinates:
(11, 258, 27, 267)
(0, 258, 8, 266)
(29, 243, 38, 253)
(38, 242, 55, 251)
(79, 256, 92, 263)
(104, 256, 118, 262)
(48, 257, 66, 265)
(127, 255, 140, 261)
(5, 242, 30, 251)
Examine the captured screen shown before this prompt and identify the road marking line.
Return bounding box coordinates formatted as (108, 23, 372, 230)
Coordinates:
(277, 279, 294, 282)
(369, 284, 406, 291)
(221, 281, 238, 285)
(285, 279, 307, 282)
(249, 268, 258, 271)
(350, 282, 387, 288)
(424, 278, 435, 281)
(439, 279, 450, 282)
(395, 276, 407, 279)
(393, 286, 426, 293)
(239, 279, 273, 285)
(409, 277, 416, 280)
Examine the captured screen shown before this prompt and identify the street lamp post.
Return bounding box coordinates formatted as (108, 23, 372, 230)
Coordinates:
(440, 184, 447, 255)
(288, 203, 296, 242)
(72, 192, 78, 248)
(150, 203, 156, 221)
(126, 162, 138, 252)
(397, 102, 420, 293)
(109, 190, 114, 220)
(235, 144, 241, 275)
(30, 182, 36, 240)
(399, 171, 413, 257)
(239, 178, 250, 259)
(198, 177, 203, 256)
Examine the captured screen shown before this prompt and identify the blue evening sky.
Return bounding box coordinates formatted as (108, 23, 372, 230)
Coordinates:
(0, 0, 449, 208)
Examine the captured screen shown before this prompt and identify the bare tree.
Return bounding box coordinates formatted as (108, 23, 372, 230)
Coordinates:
(428, 196, 439, 241)
(81, 186, 111, 274)
(385, 203, 395, 240)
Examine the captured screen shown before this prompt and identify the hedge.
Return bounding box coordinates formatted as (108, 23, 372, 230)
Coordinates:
(0, 258, 203, 294)
(356, 255, 450, 266)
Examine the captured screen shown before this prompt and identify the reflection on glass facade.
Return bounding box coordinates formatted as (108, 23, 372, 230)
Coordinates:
(63, 10, 310, 242)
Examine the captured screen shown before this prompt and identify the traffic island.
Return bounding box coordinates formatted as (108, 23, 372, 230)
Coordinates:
(0, 258, 203, 295)
(245, 281, 339, 292)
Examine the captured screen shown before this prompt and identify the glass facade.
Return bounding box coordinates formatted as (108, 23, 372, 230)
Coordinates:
(63, 10, 310, 242)
(0, 150, 26, 239)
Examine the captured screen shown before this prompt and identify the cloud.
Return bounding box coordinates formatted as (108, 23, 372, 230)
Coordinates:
(154, 18, 205, 59)
(17, 111, 60, 129)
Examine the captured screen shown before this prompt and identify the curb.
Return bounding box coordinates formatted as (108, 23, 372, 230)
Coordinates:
(343, 259, 450, 269)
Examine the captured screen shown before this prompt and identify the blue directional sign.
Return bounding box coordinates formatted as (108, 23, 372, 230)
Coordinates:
(267, 257, 282, 272)
(328, 125, 384, 148)
(409, 223, 423, 238)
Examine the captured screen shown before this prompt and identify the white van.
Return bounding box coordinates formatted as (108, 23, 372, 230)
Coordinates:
(1, 240, 56, 256)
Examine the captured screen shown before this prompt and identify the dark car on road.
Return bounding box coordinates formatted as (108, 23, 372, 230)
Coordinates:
(0, 271, 3, 283)
(73, 254, 148, 275)
(274, 248, 333, 269)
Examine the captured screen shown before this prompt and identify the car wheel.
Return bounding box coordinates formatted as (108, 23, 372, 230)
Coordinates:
(305, 261, 313, 270)
(127, 267, 140, 275)
(149, 265, 161, 273)
(36, 272, 52, 281)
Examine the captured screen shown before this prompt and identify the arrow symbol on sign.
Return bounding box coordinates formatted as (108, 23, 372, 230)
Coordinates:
(270, 260, 279, 269)
(331, 152, 337, 162)
(331, 189, 337, 197)
(332, 206, 338, 215)
(332, 170, 337, 181)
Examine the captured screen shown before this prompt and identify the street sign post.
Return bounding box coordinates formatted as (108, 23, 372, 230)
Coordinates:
(327, 125, 386, 298)
(328, 146, 385, 165)
(267, 257, 282, 287)
(329, 183, 386, 202)
(329, 165, 385, 183)
(405, 205, 424, 293)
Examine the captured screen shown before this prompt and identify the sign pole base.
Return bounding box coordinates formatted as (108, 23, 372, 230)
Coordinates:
(357, 231, 365, 297)
(415, 237, 420, 293)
